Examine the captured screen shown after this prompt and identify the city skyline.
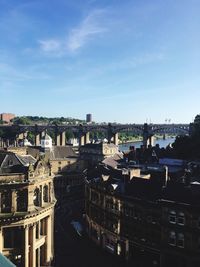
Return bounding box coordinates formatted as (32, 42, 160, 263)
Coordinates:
(0, 0, 200, 123)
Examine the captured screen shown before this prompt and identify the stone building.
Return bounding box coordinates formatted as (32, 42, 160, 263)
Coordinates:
(85, 162, 200, 267)
(22, 134, 86, 204)
(79, 142, 120, 167)
(0, 150, 56, 267)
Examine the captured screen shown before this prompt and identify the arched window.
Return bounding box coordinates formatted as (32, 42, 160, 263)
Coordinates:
(33, 188, 40, 206)
(17, 190, 27, 212)
(177, 212, 185, 225)
(169, 231, 176, 246)
(177, 233, 184, 248)
(1, 191, 11, 213)
(43, 185, 48, 203)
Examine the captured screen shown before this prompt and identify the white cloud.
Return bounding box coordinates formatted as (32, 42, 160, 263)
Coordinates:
(67, 9, 108, 52)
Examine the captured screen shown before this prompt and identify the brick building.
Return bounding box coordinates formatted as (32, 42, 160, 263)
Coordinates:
(0, 113, 15, 124)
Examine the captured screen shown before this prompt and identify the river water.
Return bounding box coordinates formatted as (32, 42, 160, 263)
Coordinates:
(119, 137, 175, 152)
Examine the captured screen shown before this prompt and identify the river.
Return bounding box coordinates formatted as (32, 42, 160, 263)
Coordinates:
(119, 137, 175, 152)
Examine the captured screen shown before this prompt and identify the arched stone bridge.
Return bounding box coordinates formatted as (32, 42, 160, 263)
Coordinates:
(0, 123, 190, 147)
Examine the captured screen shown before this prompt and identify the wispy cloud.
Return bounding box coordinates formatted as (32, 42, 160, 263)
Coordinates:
(38, 39, 62, 52)
(37, 9, 108, 56)
(67, 9, 107, 52)
(0, 62, 50, 87)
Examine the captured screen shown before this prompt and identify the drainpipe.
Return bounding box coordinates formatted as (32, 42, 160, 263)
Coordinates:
(163, 165, 168, 187)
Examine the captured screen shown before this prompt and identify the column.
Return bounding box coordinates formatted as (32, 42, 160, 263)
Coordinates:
(30, 224, 36, 267)
(11, 190, 17, 213)
(113, 133, 119, 145)
(46, 215, 53, 263)
(37, 248, 40, 267)
(24, 226, 29, 267)
(61, 132, 66, 146)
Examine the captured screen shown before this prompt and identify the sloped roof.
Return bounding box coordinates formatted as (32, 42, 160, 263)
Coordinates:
(16, 155, 37, 166)
(49, 146, 77, 160)
(102, 153, 123, 169)
(0, 153, 7, 167)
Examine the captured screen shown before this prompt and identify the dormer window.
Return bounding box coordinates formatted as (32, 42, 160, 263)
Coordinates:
(8, 160, 13, 166)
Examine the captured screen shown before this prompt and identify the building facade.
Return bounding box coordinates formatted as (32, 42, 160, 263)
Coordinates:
(0, 150, 56, 267)
(80, 142, 119, 167)
(85, 164, 200, 267)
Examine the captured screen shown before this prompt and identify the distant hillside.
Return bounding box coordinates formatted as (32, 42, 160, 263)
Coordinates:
(12, 116, 85, 125)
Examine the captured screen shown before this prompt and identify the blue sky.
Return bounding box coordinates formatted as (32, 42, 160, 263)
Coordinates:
(0, 0, 200, 123)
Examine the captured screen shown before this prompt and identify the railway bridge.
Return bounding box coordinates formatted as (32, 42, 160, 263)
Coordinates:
(0, 123, 190, 148)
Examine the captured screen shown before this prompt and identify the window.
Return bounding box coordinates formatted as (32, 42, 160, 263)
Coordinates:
(169, 211, 176, 224)
(33, 188, 40, 207)
(36, 223, 39, 239)
(17, 190, 27, 212)
(8, 160, 13, 166)
(3, 227, 22, 249)
(177, 233, 184, 248)
(43, 185, 49, 202)
(169, 231, 176, 246)
(1, 191, 11, 213)
(177, 212, 185, 225)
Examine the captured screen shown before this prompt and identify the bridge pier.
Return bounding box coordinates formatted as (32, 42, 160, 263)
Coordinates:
(79, 135, 85, 146)
(147, 135, 154, 147)
(35, 131, 45, 146)
(61, 131, 66, 146)
(79, 132, 90, 146)
(55, 131, 66, 146)
(35, 133, 40, 146)
(85, 132, 90, 144)
(113, 133, 119, 146)
(143, 123, 149, 148)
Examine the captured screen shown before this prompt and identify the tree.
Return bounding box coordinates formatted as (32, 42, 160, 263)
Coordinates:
(13, 117, 32, 125)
